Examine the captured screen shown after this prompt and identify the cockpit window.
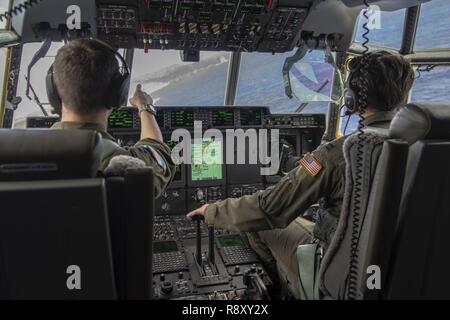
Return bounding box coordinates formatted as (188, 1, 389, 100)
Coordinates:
(0, 0, 9, 29)
(130, 50, 229, 106)
(354, 8, 406, 49)
(415, 0, 450, 50)
(412, 67, 450, 101)
(235, 50, 331, 116)
(13, 42, 63, 128)
(0, 48, 6, 95)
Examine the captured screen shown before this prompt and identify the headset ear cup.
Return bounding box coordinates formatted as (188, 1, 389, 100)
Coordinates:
(344, 87, 357, 114)
(118, 73, 130, 108)
(105, 72, 130, 110)
(46, 65, 62, 115)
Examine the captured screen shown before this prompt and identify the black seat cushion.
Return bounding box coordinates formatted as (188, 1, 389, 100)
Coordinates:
(0, 129, 101, 181)
(389, 102, 450, 144)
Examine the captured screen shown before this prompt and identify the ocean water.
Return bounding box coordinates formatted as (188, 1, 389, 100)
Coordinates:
(146, 0, 450, 134)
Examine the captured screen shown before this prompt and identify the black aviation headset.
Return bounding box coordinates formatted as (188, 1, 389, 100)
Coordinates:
(46, 39, 131, 115)
(343, 50, 393, 115)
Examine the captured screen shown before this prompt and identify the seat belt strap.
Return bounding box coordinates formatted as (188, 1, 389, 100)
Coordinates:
(297, 243, 321, 300)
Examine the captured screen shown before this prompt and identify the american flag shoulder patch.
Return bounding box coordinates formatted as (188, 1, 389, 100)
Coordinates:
(299, 153, 323, 177)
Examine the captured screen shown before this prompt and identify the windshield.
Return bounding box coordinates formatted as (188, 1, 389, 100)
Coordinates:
(130, 50, 229, 106)
(235, 50, 334, 117)
(13, 42, 63, 128)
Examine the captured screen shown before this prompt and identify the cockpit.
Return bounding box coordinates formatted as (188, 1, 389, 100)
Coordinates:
(0, 0, 450, 302)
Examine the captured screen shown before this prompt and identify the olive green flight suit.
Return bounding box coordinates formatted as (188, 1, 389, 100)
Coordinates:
(204, 111, 396, 297)
(51, 121, 175, 198)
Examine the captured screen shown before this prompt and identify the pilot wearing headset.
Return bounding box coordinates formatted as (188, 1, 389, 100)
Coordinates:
(187, 51, 415, 297)
(47, 38, 175, 198)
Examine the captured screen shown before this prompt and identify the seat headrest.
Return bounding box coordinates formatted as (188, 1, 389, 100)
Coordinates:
(389, 102, 450, 145)
(0, 129, 102, 181)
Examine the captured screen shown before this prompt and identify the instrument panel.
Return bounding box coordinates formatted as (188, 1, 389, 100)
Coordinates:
(25, 105, 326, 300)
(107, 106, 270, 131)
(25, 106, 326, 217)
(96, 0, 311, 53)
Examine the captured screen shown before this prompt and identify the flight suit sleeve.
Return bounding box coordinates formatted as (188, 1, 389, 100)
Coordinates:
(203, 144, 342, 232)
(107, 138, 176, 198)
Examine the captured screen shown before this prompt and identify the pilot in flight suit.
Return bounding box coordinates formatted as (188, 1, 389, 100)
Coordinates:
(51, 121, 175, 198)
(202, 112, 395, 296)
(47, 39, 175, 198)
(187, 51, 416, 297)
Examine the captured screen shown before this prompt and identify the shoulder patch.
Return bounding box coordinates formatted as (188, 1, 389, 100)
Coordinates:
(299, 153, 323, 177)
(141, 145, 168, 172)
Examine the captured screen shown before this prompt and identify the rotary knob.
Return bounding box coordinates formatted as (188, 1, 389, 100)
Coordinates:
(161, 281, 173, 295)
(193, 189, 205, 202)
(161, 202, 170, 212)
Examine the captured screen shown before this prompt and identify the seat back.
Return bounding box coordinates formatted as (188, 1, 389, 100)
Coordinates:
(106, 169, 155, 300)
(0, 129, 101, 181)
(0, 179, 117, 299)
(320, 102, 450, 300)
(319, 132, 409, 299)
(0, 129, 156, 300)
(0, 129, 116, 299)
(385, 102, 450, 299)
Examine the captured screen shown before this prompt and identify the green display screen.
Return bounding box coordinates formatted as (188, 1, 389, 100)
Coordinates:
(108, 110, 134, 128)
(212, 110, 234, 126)
(191, 139, 223, 181)
(218, 235, 245, 247)
(170, 110, 194, 128)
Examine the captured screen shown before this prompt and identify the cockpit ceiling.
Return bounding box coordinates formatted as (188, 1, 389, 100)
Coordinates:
(8, 0, 432, 53)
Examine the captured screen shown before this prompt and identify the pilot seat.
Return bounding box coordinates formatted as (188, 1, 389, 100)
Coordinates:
(0, 129, 155, 300)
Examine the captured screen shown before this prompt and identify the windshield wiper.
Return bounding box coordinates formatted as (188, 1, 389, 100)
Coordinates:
(295, 79, 329, 113)
(25, 75, 49, 117)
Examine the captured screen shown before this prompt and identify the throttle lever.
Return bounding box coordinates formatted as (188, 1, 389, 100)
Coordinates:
(191, 215, 205, 266)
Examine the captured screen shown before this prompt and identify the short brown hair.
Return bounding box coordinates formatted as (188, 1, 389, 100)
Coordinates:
(53, 39, 118, 114)
(350, 51, 415, 111)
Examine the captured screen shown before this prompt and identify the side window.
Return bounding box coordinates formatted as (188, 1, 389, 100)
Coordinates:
(411, 67, 450, 101)
(235, 50, 337, 118)
(415, 0, 450, 50)
(354, 8, 406, 49)
(0, 0, 11, 117)
(13, 42, 63, 128)
(0, 48, 6, 98)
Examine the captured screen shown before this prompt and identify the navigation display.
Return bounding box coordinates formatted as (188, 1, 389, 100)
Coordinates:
(170, 110, 194, 128)
(191, 139, 223, 181)
(212, 110, 234, 127)
(240, 109, 263, 126)
(108, 110, 134, 129)
(218, 235, 245, 247)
